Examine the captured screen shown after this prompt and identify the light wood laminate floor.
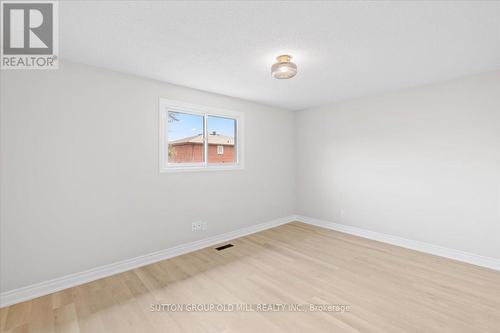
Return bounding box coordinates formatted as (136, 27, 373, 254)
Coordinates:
(1, 222, 499, 333)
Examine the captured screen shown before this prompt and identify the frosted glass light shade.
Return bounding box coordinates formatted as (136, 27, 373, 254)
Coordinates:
(271, 55, 297, 79)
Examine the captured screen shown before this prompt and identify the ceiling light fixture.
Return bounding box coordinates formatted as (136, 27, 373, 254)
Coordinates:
(271, 55, 297, 79)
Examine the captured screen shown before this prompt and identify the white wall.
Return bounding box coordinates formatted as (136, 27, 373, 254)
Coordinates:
(0, 62, 296, 292)
(296, 71, 500, 259)
(2, 62, 499, 295)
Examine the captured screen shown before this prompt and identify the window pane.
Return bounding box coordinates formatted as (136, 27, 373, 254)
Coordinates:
(207, 116, 236, 164)
(167, 111, 204, 164)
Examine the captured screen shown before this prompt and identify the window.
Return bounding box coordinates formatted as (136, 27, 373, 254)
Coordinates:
(167, 112, 204, 164)
(208, 115, 235, 163)
(159, 99, 244, 172)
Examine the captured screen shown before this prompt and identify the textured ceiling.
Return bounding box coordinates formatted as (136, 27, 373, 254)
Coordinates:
(60, 1, 500, 110)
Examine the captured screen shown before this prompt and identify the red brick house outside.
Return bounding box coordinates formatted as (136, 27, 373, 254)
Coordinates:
(168, 132, 235, 164)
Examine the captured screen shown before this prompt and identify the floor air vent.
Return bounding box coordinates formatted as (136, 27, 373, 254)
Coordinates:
(215, 244, 234, 251)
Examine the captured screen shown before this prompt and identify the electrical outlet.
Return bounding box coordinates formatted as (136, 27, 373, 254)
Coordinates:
(192, 221, 200, 232)
(192, 221, 207, 232)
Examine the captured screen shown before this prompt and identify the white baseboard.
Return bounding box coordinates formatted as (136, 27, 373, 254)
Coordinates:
(2, 214, 498, 308)
(294, 215, 500, 271)
(0, 216, 295, 308)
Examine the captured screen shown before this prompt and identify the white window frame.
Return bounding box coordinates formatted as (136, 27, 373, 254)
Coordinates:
(217, 145, 224, 155)
(159, 98, 244, 173)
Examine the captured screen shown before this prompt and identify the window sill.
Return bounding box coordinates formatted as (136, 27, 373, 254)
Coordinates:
(160, 164, 244, 173)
